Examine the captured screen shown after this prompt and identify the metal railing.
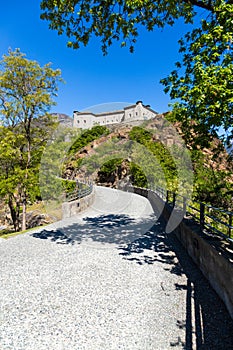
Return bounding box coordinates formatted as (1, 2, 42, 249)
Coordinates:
(152, 185, 233, 242)
(65, 181, 232, 241)
(65, 180, 93, 202)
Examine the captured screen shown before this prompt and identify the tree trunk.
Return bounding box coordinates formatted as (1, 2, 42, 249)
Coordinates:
(20, 137, 31, 232)
(21, 197, 27, 231)
(8, 196, 20, 232)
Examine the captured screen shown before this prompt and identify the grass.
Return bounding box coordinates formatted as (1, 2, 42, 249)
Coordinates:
(0, 223, 51, 239)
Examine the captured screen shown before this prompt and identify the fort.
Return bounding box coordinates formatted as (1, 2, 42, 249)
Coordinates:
(73, 101, 158, 129)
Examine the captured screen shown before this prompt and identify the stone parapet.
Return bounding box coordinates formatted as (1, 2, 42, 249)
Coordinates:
(62, 190, 95, 219)
(130, 186, 233, 320)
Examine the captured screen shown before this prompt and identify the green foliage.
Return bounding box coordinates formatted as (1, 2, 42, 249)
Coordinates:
(40, 0, 214, 54)
(129, 128, 232, 209)
(39, 125, 80, 202)
(64, 157, 83, 174)
(99, 158, 123, 176)
(98, 157, 147, 188)
(0, 49, 62, 230)
(0, 49, 62, 127)
(129, 126, 177, 190)
(69, 125, 109, 154)
(161, 1, 233, 145)
(129, 126, 152, 143)
(61, 179, 76, 193)
(187, 147, 232, 210)
(130, 162, 148, 188)
(78, 137, 125, 175)
(194, 167, 233, 210)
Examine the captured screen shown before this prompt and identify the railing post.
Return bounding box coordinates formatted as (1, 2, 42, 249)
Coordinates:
(183, 197, 187, 216)
(228, 214, 232, 238)
(166, 190, 169, 203)
(200, 202, 205, 230)
(172, 192, 176, 208)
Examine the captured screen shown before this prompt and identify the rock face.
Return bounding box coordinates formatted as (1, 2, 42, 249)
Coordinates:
(22, 212, 53, 230)
(96, 159, 131, 189)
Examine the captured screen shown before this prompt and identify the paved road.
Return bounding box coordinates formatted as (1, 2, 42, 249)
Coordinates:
(0, 186, 233, 350)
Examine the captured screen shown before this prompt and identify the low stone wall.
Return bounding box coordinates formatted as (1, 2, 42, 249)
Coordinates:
(130, 186, 233, 320)
(62, 189, 95, 219)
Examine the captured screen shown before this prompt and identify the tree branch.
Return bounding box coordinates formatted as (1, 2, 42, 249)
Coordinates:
(185, 0, 214, 12)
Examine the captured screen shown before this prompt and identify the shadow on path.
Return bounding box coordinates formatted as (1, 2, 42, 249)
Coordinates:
(31, 214, 233, 349)
(119, 220, 233, 349)
(32, 214, 156, 245)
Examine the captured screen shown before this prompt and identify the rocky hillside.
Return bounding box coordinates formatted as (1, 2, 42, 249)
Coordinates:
(62, 116, 232, 209)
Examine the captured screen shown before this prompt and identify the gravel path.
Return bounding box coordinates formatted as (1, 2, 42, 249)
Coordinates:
(0, 187, 233, 350)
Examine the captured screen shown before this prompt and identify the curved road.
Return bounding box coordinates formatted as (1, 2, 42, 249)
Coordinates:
(0, 187, 233, 349)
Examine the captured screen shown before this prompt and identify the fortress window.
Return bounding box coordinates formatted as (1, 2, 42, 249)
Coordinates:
(84, 120, 86, 123)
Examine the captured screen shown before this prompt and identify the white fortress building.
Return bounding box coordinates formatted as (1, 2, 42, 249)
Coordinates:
(73, 101, 158, 129)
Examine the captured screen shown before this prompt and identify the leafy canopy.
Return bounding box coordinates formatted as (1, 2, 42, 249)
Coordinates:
(161, 1, 233, 145)
(0, 48, 62, 127)
(40, 0, 205, 54)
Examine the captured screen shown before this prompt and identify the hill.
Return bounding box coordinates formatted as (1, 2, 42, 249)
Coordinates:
(62, 116, 233, 211)
(51, 113, 73, 127)
(1, 114, 232, 233)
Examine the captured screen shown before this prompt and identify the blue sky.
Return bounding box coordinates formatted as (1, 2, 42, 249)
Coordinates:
(0, 1, 201, 116)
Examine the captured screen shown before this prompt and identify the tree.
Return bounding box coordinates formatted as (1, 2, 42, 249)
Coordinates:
(0, 128, 23, 231)
(0, 49, 62, 231)
(189, 147, 232, 209)
(161, 1, 233, 146)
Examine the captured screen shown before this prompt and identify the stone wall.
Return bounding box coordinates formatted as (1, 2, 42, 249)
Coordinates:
(130, 186, 233, 320)
(62, 190, 95, 219)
